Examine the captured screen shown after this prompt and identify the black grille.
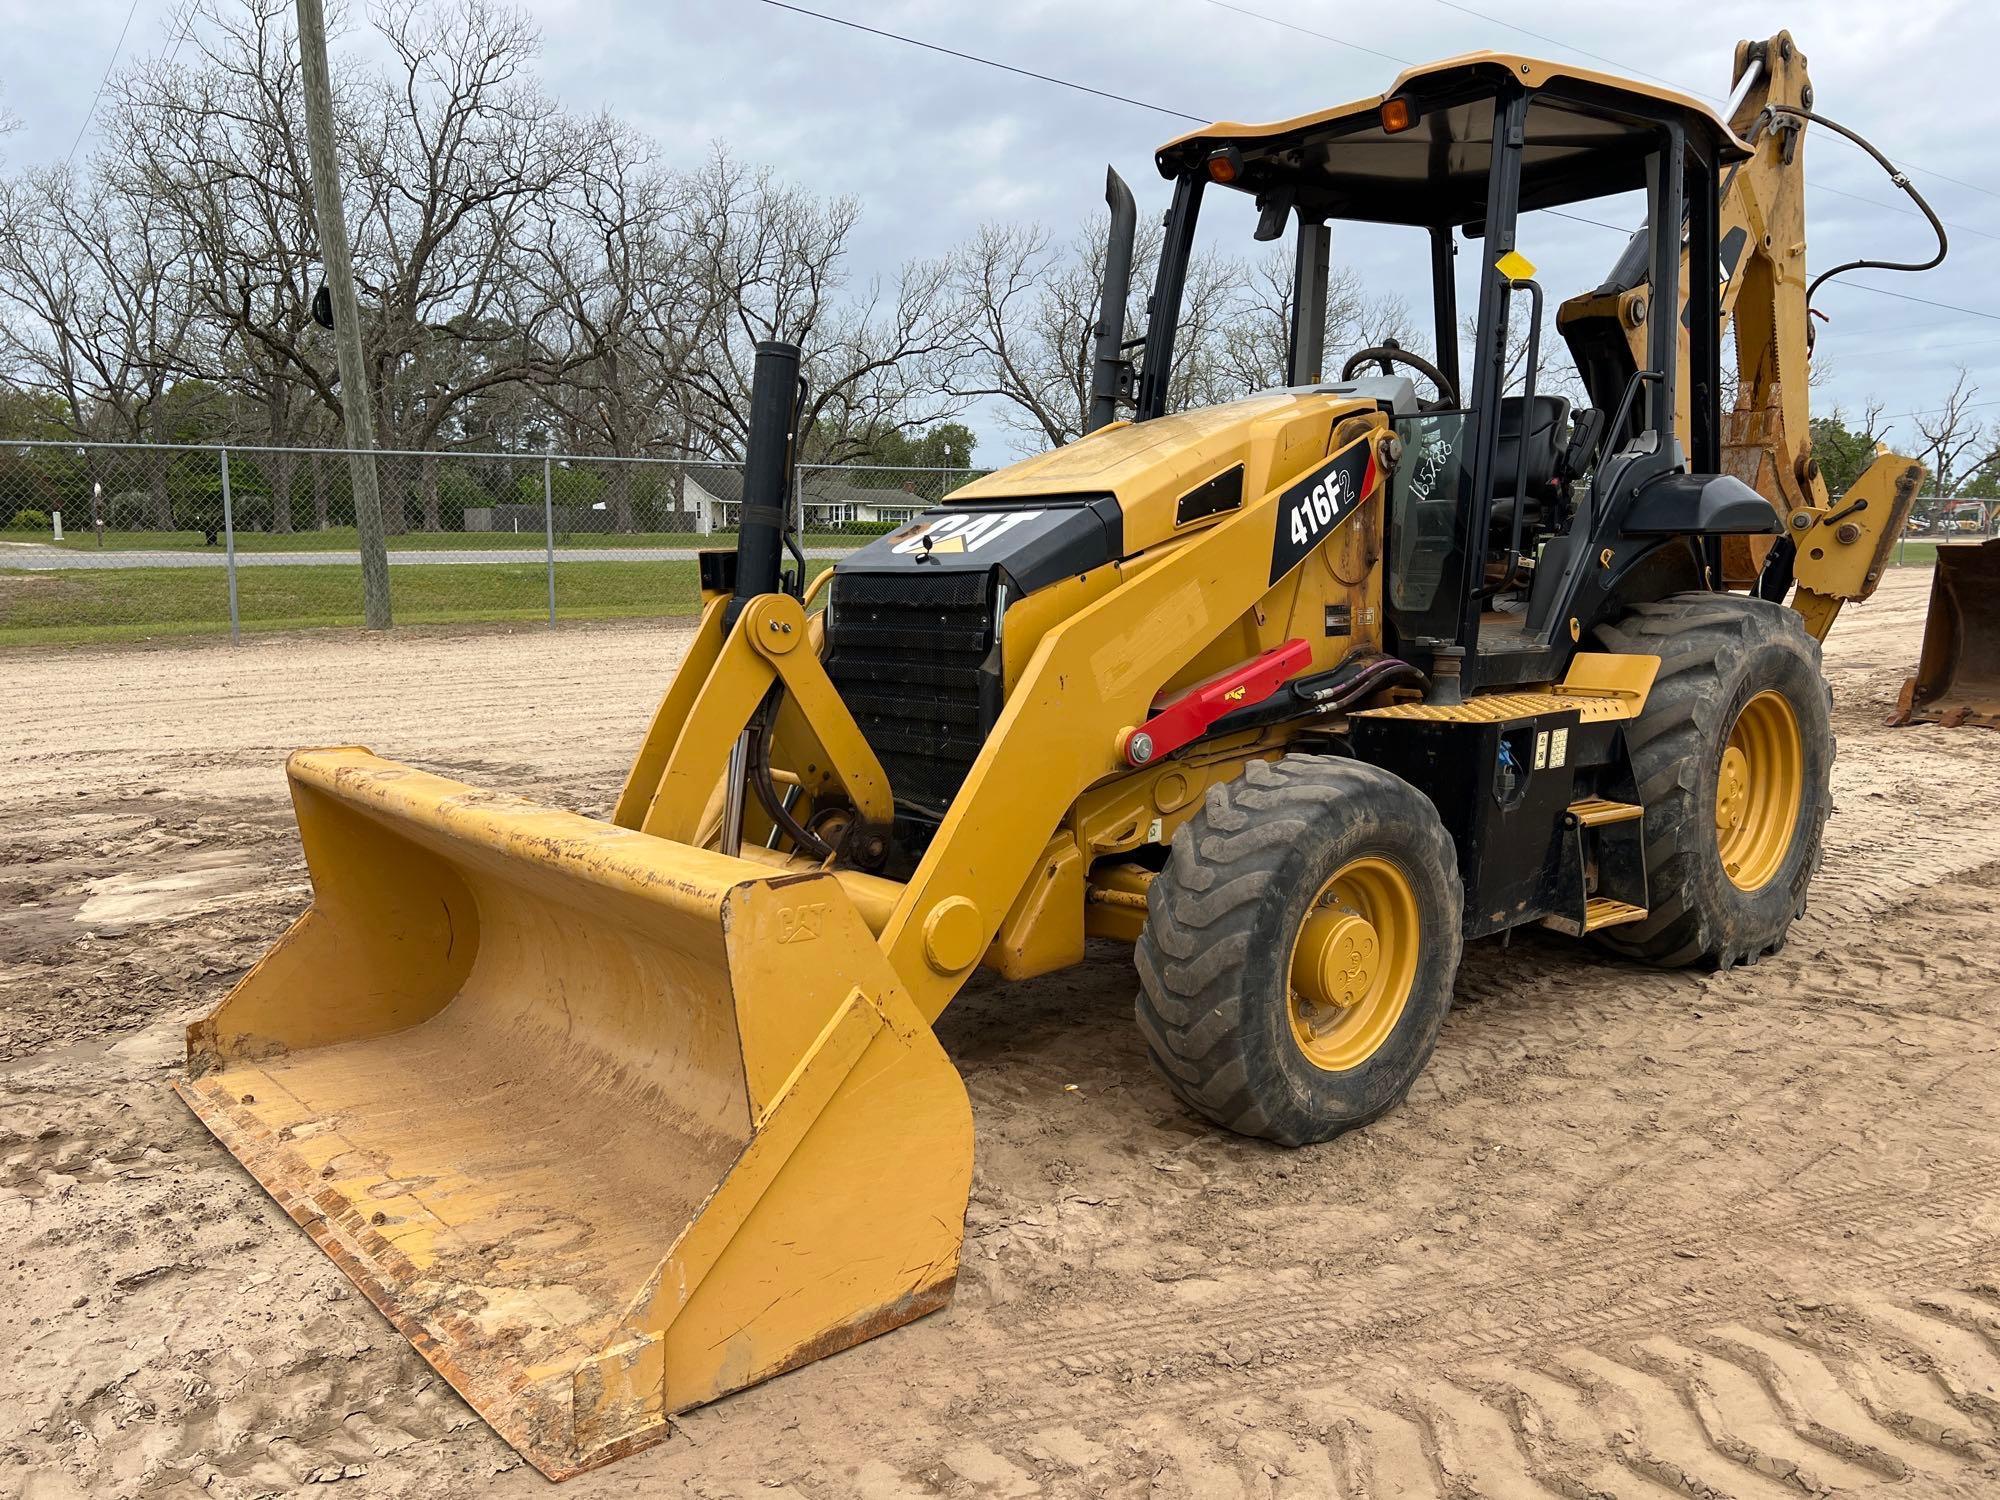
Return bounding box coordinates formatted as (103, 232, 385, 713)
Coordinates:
(824, 569, 996, 846)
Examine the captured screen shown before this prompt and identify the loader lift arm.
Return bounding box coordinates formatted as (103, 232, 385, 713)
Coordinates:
(1557, 30, 1935, 640)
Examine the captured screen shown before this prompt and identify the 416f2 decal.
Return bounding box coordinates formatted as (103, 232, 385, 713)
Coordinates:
(1268, 439, 1377, 584)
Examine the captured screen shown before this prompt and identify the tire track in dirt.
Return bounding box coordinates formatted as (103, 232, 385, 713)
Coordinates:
(953, 1158, 2000, 1430)
(945, 1266, 2000, 1497)
(9, 573, 1998, 1500)
(950, 731, 2000, 1134)
(888, 786, 2000, 1494)
(957, 857, 2000, 1381)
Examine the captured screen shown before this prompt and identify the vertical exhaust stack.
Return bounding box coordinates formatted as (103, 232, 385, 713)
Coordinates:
(730, 340, 802, 623)
(1086, 168, 1138, 434)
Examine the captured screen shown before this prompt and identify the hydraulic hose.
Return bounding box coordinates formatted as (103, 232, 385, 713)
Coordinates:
(1759, 105, 1949, 314)
(746, 687, 836, 862)
(1200, 651, 1429, 741)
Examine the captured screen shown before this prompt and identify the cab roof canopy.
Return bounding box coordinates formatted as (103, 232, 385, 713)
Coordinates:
(1156, 52, 1752, 229)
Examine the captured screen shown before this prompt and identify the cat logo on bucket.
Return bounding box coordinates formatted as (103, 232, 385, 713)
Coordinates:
(778, 902, 830, 943)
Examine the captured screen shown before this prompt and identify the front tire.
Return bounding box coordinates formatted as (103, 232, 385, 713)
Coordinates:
(1595, 593, 1834, 969)
(1134, 756, 1464, 1146)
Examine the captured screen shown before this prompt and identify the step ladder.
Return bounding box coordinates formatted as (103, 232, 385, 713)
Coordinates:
(1542, 797, 1650, 936)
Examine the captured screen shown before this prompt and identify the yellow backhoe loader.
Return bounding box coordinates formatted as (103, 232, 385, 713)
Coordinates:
(180, 33, 1936, 1478)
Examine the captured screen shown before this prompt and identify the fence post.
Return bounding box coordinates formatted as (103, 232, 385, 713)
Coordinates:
(219, 447, 242, 645)
(543, 455, 557, 628)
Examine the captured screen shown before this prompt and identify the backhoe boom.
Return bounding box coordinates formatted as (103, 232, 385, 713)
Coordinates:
(1557, 30, 1923, 639)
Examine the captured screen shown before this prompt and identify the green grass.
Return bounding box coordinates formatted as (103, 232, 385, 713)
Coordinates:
(1, 533, 1932, 651)
(0, 559, 833, 647)
(22, 527, 877, 552)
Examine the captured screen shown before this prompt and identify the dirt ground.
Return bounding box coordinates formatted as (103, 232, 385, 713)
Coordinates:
(5, 568, 1999, 1500)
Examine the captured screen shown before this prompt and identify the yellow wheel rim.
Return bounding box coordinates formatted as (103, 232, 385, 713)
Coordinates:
(1287, 855, 1422, 1072)
(1715, 689, 1804, 891)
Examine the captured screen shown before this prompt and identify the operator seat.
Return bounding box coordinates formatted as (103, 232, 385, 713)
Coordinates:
(1489, 396, 1605, 540)
(1490, 395, 1571, 520)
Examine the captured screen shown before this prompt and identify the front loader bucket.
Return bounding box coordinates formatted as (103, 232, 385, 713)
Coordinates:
(1893, 539, 2000, 729)
(177, 749, 973, 1479)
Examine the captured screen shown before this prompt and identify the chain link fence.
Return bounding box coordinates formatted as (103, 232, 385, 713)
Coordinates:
(0, 441, 979, 647)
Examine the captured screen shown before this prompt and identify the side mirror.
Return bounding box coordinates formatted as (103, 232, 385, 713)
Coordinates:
(1253, 183, 1297, 242)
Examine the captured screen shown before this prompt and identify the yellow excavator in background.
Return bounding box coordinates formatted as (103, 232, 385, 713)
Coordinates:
(179, 33, 1938, 1479)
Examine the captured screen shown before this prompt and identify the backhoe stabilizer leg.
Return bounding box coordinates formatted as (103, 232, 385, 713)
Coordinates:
(1786, 453, 1924, 641)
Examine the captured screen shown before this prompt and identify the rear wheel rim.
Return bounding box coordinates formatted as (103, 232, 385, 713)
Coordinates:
(1715, 689, 1804, 891)
(1287, 855, 1421, 1071)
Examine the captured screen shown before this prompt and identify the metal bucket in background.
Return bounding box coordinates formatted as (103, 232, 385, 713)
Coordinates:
(1893, 538, 2000, 730)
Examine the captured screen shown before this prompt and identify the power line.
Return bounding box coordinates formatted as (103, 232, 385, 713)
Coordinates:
(63, 0, 144, 170)
(1543, 207, 1630, 235)
(750, 0, 1206, 123)
(760, 3, 1998, 328)
(1424, 0, 1689, 94)
(163, 1, 196, 68)
(1839, 334, 2000, 359)
(754, 3, 2000, 439)
(1875, 395, 2000, 426)
(1890, 162, 2000, 206)
(1540, 164, 2000, 254)
(1824, 284, 2000, 328)
(1405, 0, 2000, 205)
(1825, 324, 2000, 358)
(1195, 0, 1411, 67)
(1820, 315, 1975, 341)
(1810, 178, 2000, 244)
(1530, 207, 2000, 323)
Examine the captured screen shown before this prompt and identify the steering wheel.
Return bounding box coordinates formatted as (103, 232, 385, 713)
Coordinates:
(1339, 342, 1460, 411)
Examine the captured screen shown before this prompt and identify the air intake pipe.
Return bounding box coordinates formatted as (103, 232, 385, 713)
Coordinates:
(728, 339, 801, 627)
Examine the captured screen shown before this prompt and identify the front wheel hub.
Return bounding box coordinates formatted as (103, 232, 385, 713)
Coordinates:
(1286, 855, 1421, 1072)
(1291, 908, 1379, 1011)
(1715, 689, 1805, 891)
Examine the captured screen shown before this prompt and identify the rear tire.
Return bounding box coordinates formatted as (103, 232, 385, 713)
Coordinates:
(1594, 593, 1833, 969)
(1133, 756, 1463, 1146)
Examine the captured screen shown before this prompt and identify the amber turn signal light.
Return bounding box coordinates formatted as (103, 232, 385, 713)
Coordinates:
(1380, 97, 1416, 133)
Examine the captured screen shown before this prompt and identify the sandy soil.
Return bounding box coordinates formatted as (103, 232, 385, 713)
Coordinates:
(4, 572, 1999, 1500)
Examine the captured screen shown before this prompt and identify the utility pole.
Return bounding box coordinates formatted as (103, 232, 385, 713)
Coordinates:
(295, 0, 391, 629)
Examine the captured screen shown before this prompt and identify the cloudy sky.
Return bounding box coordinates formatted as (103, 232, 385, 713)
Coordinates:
(3, 0, 1994, 463)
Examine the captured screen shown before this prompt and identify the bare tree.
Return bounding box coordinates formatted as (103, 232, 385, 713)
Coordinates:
(1215, 247, 1412, 395)
(0, 167, 201, 522)
(666, 149, 975, 466)
(346, 0, 596, 527)
(1913, 367, 1984, 499)
(950, 219, 1086, 449)
(111, 0, 597, 530)
(953, 211, 1245, 450)
(110, 0, 333, 529)
(513, 122, 703, 527)
(9, 0, 1515, 497)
